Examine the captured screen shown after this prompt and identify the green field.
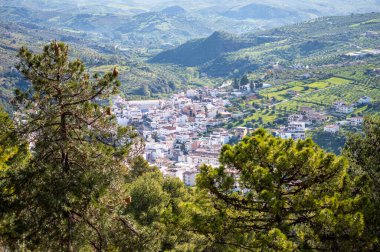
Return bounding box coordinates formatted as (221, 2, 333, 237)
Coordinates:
(239, 70, 380, 127)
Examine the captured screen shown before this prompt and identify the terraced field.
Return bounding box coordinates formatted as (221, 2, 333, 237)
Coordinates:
(241, 73, 380, 127)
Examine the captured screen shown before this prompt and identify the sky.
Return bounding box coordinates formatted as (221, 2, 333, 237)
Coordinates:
(2, 0, 380, 16)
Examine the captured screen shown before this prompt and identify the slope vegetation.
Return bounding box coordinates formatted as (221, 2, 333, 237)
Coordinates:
(150, 12, 380, 77)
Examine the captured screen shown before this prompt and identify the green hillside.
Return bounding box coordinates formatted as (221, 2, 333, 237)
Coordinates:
(0, 21, 125, 111)
(0, 5, 213, 49)
(0, 21, 216, 109)
(151, 12, 380, 77)
(115, 8, 214, 48)
(150, 31, 270, 66)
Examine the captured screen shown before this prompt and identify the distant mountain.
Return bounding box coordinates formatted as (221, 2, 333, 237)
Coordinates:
(160, 6, 187, 16)
(222, 3, 301, 20)
(51, 13, 131, 33)
(149, 31, 273, 66)
(3, 0, 380, 50)
(150, 12, 380, 77)
(116, 8, 213, 48)
(0, 6, 131, 33)
(0, 4, 214, 49)
(0, 6, 61, 24)
(191, 0, 380, 17)
(0, 0, 144, 15)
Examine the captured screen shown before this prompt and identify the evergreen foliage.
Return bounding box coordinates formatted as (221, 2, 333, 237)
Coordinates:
(191, 129, 367, 251)
(233, 78, 240, 89)
(344, 116, 380, 250)
(0, 41, 141, 251)
(0, 41, 379, 251)
(240, 75, 249, 86)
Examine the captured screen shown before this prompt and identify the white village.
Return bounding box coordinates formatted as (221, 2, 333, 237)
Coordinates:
(112, 84, 370, 187)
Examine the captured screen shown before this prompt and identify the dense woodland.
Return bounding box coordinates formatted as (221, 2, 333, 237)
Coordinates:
(0, 42, 379, 251)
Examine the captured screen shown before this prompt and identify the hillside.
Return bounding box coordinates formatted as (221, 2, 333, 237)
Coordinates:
(0, 21, 124, 111)
(116, 7, 213, 48)
(3, 1, 380, 51)
(149, 31, 271, 66)
(0, 21, 211, 109)
(0, 5, 213, 49)
(150, 12, 380, 77)
(222, 3, 302, 20)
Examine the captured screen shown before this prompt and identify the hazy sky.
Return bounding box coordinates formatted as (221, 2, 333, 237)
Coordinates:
(2, 0, 380, 15)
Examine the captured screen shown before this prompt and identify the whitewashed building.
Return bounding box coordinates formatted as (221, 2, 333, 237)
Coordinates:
(333, 101, 354, 114)
(183, 170, 199, 186)
(324, 124, 340, 133)
(348, 117, 364, 126)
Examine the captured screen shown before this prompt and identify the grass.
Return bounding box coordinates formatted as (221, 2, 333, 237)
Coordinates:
(305, 81, 329, 89)
(243, 108, 279, 124)
(326, 77, 352, 85)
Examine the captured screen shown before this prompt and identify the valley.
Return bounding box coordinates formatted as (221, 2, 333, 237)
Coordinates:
(2, 1, 380, 251)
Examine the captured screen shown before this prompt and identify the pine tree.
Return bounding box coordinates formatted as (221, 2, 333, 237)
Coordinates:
(1, 41, 141, 251)
(256, 79, 264, 88)
(233, 78, 240, 90)
(344, 116, 380, 250)
(0, 107, 29, 174)
(249, 80, 255, 91)
(240, 75, 249, 87)
(0, 107, 29, 219)
(191, 129, 366, 251)
(141, 85, 151, 97)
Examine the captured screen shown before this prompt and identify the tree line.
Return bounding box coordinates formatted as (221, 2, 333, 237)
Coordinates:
(233, 75, 264, 91)
(0, 42, 379, 251)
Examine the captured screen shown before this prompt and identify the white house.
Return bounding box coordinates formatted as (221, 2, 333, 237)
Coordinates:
(291, 131, 306, 140)
(176, 115, 188, 124)
(129, 108, 143, 123)
(288, 121, 306, 131)
(334, 101, 354, 114)
(186, 89, 197, 98)
(145, 146, 168, 162)
(187, 155, 220, 167)
(288, 113, 305, 123)
(279, 131, 292, 140)
(324, 124, 340, 133)
(159, 126, 177, 136)
(278, 130, 306, 140)
(127, 100, 163, 110)
(348, 117, 364, 126)
(183, 170, 198, 186)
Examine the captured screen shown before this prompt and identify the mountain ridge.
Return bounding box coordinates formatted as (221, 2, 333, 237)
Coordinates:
(150, 12, 380, 77)
(149, 31, 277, 66)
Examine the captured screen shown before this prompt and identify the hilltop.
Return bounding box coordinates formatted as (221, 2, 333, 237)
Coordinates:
(150, 31, 265, 66)
(221, 3, 302, 20)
